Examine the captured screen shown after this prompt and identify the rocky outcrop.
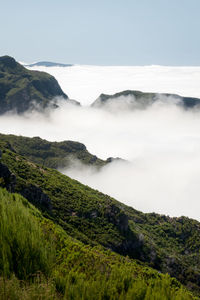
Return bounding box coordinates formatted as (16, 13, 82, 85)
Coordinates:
(0, 161, 51, 211)
(105, 204, 128, 233)
(0, 162, 16, 192)
(20, 184, 52, 211)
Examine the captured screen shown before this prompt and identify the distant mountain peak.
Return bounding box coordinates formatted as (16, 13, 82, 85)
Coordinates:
(25, 61, 73, 68)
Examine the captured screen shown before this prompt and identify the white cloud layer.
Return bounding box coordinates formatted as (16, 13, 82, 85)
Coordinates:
(2, 64, 200, 220)
(1, 99, 200, 221)
(27, 65, 200, 105)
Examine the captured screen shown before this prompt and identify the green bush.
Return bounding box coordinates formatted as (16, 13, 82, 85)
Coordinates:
(0, 189, 55, 279)
(0, 275, 58, 300)
(0, 187, 197, 299)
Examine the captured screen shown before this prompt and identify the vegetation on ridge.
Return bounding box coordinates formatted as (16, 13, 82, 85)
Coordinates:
(0, 137, 200, 295)
(0, 133, 107, 169)
(0, 188, 196, 299)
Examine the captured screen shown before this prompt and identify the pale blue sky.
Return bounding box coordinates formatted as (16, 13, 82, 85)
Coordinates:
(1, 0, 200, 65)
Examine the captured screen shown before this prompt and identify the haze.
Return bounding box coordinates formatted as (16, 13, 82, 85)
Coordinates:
(26, 65, 200, 105)
(1, 67, 200, 221)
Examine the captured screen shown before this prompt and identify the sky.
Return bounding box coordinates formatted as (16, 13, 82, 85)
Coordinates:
(1, 0, 200, 65)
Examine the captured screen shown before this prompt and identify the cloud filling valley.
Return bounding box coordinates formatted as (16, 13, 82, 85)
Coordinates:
(1, 65, 200, 220)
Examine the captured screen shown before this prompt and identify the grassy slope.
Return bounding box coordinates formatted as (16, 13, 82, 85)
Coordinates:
(0, 140, 200, 294)
(0, 133, 107, 168)
(0, 187, 196, 299)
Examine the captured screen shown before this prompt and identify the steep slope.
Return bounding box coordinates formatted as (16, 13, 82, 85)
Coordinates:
(0, 133, 107, 169)
(0, 141, 200, 294)
(92, 90, 200, 110)
(0, 187, 195, 300)
(0, 55, 68, 114)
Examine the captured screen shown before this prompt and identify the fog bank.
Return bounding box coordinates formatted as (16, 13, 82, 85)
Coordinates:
(1, 100, 200, 220)
(27, 65, 200, 105)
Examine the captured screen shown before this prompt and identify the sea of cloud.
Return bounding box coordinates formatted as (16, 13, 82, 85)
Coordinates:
(2, 64, 200, 220)
(26, 64, 200, 105)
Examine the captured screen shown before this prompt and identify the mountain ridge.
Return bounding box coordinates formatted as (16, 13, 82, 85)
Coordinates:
(25, 61, 73, 68)
(92, 90, 200, 109)
(0, 133, 108, 169)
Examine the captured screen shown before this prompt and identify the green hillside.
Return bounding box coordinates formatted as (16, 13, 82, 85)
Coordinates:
(0, 188, 196, 299)
(0, 56, 68, 114)
(0, 136, 200, 296)
(0, 133, 107, 169)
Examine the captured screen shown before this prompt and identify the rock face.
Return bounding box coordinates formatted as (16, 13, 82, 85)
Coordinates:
(0, 56, 68, 114)
(21, 184, 52, 211)
(0, 162, 16, 192)
(91, 90, 200, 110)
(105, 204, 128, 233)
(0, 161, 52, 211)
